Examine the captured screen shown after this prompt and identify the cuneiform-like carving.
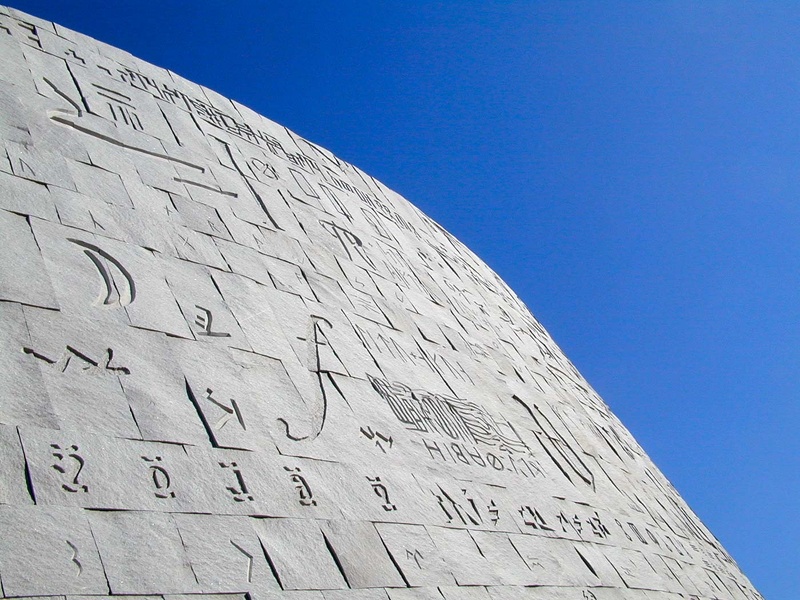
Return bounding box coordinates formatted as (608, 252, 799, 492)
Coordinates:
(406, 549, 424, 568)
(230, 540, 254, 583)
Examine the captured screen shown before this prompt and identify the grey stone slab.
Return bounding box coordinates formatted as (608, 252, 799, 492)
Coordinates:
(597, 546, 675, 592)
(6, 142, 75, 189)
(66, 160, 132, 208)
(374, 523, 456, 588)
(423, 527, 501, 587)
(0, 208, 59, 308)
(19, 424, 231, 513)
(0, 302, 57, 428)
(19, 426, 133, 510)
(88, 510, 201, 595)
(172, 339, 311, 453)
(251, 518, 348, 591)
(170, 192, 233, 240)
(0, 423, 32, 504)
(210, 272, 320, 417)
(0, 84, 34, 148)
(0, 506, 108, 596)
(319, 520, 405, 589)
(169, 227, 230, 271)
(165, 596, 247, 600)
(50, 186, 131, 241)
(22, 307, 142, 439)
(173, 513, 281, 594)
(30, 218, 192, 337)
(164, 257, 251, 349)
(332, 466, 432, 526)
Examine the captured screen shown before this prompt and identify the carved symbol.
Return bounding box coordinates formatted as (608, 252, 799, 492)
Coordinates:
(108, 102, 143, 130)
(513, 395, 594, 489)
(219, 461, 254, 502)
(406, 549, 424, 568)
(284, 466, 317, 506)
(519, 505, 554, 531)
(205, 389, 245, 431)
(66, 540, 82, 575)
(24, 346, 130, 376)
(279, 315, 337, 442)
(587, 512, 611, 539)
(230, 540, 253, 583)
(557, 512, 584, 537)
(487, 499, 500, 526)
(527, 557, 544, 571)
(319, 220, 376, 269)
(50, 444, 88, 493)
(433, 486, 481, 526)
(141, 455, 175, 499)
(583, 591, 598, 600)
(64, 48, 86, 64)
(194, 306, 231, 337)
(246, 157, 278, 182)
(367, 476, 397, 511)
(69, 239, 135, 307)
(369, 376, 528, 454)
(359, 426, 393, 452)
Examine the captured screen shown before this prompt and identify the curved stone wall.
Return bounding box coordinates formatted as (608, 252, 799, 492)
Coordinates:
(0, 6, 760, 600)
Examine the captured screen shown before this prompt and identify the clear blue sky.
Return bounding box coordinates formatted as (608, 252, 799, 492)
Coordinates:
(10, 2, 797, 596)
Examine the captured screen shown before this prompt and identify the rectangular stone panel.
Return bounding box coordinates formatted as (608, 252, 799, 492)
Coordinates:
(173, 513, 281, 595)
(251, 517, 348, 591)
(88, 510, 200, 595)
(374, 522, 456, 588)
(318, 520, 406, 589)
(0, 208, 58, 308)
(0, 506, 108, 596)
(0, 302, 57, 428)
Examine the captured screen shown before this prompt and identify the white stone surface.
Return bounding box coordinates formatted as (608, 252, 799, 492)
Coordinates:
(0, 6, 762, 600)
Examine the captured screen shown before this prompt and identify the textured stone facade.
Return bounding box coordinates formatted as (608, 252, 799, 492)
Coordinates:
(0, 6, 760, 600)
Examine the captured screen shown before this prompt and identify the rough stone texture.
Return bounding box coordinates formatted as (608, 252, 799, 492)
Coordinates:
(0, 6, 761, 600)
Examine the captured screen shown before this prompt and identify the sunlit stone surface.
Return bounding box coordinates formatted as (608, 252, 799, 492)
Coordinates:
(0, 6, 761, 599)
